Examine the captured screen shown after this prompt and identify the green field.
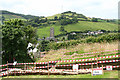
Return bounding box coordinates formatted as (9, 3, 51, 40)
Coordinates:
(65, 21, 118, 32)
(2, 70, 119, 78)
(1, 10, 118, 39)
(47, 14, 62, 19)
(2, 14, 25, 20)
(37, 25, 62, 38)
(37, 21, 118, 38)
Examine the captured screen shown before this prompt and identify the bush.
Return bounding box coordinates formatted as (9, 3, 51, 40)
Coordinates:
(46, 33, 119, 51)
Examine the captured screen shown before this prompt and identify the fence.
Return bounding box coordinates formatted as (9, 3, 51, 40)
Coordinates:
(0, 49, 120, 77)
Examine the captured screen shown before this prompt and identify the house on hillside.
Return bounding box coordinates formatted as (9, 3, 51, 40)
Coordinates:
(86, 30, 103, 35)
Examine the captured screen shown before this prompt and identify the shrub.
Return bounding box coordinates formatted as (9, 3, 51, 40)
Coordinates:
(46, 33, 119, 51)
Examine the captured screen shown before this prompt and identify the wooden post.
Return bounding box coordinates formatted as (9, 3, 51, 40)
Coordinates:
(40, 52, 41, 58)
(34, 63, 36, 70)
(91, 64, 93, 76)
(7, 61, 8, 78)
(14, 65, 16, 76)
(24, 64, 26, 70)
(96, 55, 98, 68)
(102, 65, 104, 75)
(80, 65, 82, 69)
(48, 62, 49, 77)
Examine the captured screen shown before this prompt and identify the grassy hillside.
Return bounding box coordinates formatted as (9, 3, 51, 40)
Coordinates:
(0, 10, 39, 20)
(1, 10, 118, 39)
(65, 21, 118, 32)
(36, 41, 118, 63)
(37, 25, 62, 38)
(47, 14, 62, 19)
(1, 14, 25, 20)
(37, 21, 118, 38)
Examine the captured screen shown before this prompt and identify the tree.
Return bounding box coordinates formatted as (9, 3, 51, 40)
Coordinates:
(54, 16, 58, 20)
(92, 18, 98, 22)
(0, 16, 5, 24)
(2, 19, 38, 63)
(60, 26, 65, 32)
(40, 40, 49, 52)
(72, 17, 78, 23)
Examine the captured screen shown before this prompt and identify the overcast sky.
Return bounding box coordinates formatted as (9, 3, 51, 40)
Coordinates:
(0, 0, 119, 19)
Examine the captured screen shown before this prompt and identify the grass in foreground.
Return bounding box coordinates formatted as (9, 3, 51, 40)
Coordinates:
(2, 70, 118, 78)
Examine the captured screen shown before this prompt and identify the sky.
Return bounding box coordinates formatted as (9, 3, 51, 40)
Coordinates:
(0, 0, 119, 19)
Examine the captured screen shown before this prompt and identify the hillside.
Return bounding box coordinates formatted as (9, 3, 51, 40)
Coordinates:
(37, 11, 118, 38)
(0, 10, 39, 20)
(36, 41, 119, 63)
(47, 11, 87, 20)
(37, 21, 118, 38)
(0, 10, 118, 39)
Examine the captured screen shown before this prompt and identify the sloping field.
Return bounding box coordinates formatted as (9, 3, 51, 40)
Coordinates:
(37, 41, 119, 63)
(2, 14, 25, 20)
(37, 21, 118, 38)
(65, 21, 118, 32)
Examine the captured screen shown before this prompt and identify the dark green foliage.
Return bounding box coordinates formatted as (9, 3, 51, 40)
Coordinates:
(2, 19, 37, 63)
(68, 34, 77, 40)
(62, 37, 65, 41)
(60, 26, 65, 32)
(62, 11, 73, 14)
(54, 16, 58, 20)
(85, 33, 119, 43)
(72, 17, 78, 23)
(59, 15, 66, 20)
(40, 40, 50, 52)
(92, 17, 98, 22)
(48, 40, 80, 50)
(26, 17, 48, 27)
(47, 33, 119, 51)
(0, 16, 5, 24)
(1, 16, 5, 21)
(60, 18, 78, 25)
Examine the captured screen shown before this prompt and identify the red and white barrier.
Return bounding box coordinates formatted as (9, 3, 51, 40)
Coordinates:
(1, 55, 118, 67)
(47, 60, 120, 68)
(1, 65, 120, 76)
(15, 62, 48, 65)
(1, 59, 119, 72)
(48, 55, 119, 63)
(0, 54, 119, 72)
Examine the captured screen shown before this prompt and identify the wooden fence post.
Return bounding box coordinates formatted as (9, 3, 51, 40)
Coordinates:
(48, 62, 49, 77)
(14, 65, 16, 76)
(40, 52, 41, 58)
(7, 61, 8, 78)
(96, 55, 98, 68)
(80, 65, 82, 69)
(91, 64, 93, 76)
(34, 63, 36, 70)
(102, 65, 104, 75)
(24, 64, 26, 70)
